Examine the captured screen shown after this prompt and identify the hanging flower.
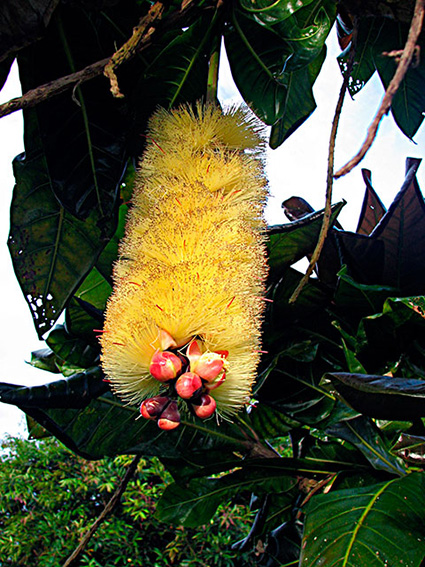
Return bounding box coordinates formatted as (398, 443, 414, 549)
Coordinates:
(100, 103, 268, 428)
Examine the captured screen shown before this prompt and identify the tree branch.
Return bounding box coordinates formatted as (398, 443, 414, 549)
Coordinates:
(289, 20, 359, 304)
(334, 0, 425, 179)
(0, 0, 205, 120)
(62, 454, 141, 567)
(104, 1, 164, 98)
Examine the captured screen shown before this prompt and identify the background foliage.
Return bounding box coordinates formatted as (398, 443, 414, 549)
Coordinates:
(1, 0, 425, 565)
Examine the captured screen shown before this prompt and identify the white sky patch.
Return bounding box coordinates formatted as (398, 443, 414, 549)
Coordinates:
(2, 27, 425, 438)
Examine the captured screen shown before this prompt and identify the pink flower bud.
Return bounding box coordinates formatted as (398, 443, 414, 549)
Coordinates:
(175, 372, 203, 400)
(140, 396, 170, 419)
(205, 372, 226, 391)
(191, 394, 217, 419)
(150, 350, 182, 381)
(158, 400, 181, 430)
(191, 352, 225, 382)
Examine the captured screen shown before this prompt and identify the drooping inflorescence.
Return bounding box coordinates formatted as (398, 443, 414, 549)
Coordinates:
(100, 103, 268, 429)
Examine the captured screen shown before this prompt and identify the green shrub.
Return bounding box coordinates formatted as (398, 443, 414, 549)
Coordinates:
(0, 436, 255, 567)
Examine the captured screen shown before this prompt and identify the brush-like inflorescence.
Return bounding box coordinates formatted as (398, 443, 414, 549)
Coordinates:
(100, 103, 268, 428)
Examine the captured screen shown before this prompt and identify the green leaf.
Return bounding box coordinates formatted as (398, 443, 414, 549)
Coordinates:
(326, 416, 406, 476)
(269, 47, 326, 147)
(226, 1, 335, 146)
(8, 154, 113, 338)
(29, 347, 61, 374)
(0, 0, 60, 61)
(0, 367, 107, 410)
(334, 265, 397, 315)
(156, 457, 346, 527)
(239, 0, 315, 26)
(374, 21, 425, 139)
(328, 372, 425, 421)
(301, 473, 425, 567)
(46, 324, 99, 369)
(267, 201, 345, 277)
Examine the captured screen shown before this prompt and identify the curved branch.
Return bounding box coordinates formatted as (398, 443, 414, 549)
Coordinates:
(334, 0, 425, 179)
(62, 455, 141, 567)
(0, 0, 206, 120)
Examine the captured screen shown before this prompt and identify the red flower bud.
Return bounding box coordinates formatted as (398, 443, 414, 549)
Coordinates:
(175, 372, 203, 400)
(191, 394, 217, 419)
(205, 372, 226, 391)
(191, 352, 225, 382)
(150, 350, 182, 381)
(140, 396, 170, 419)
(158, 400, 181, 430)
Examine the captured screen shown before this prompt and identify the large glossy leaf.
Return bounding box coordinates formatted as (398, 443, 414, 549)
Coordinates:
(156, 462, 297, 527)
(326, 416, 406, 476)
(239, 0, 315, 27)
(269, 47, 326, 148)
(8, 151, 114, 338)
(5, 384, 276, 460)
(16, 3, 133, 221)
(329, 372, 425, 420)
(301, 473, 425, 567)
(374, 21, 425, 139)
(225, 1, 335, 146)
(334, 265, 397, 315)
(45, 324, 99, 372)
(156, 456, 352, 527)
(0, 367, 107, 409)
(0, 0, 60, 62)
(267, 201, 345, 277)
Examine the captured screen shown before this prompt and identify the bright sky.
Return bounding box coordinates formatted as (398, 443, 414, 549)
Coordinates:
(1, 29, 425, 439)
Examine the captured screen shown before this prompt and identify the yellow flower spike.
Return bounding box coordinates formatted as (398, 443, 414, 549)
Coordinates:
(100, 103, 268, 417)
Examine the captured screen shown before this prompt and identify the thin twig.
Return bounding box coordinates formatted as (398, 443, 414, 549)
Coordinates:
(104, 2, 164, 98)
(289, 20, 359, 304)
(62, 454, 141, 567)
(335, 0, 425, 178)
(0, 0, 204, 120)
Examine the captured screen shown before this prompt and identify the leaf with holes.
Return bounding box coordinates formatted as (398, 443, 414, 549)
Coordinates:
(8, 150, 112, 338)
(301, 473, 425, 567)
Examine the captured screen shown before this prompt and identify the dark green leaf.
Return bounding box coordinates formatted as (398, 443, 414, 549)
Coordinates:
(8, 153, 113, 338)
(239, 0, 315, 26)
(29, 347, 61, 374)
(375, 21, 425, 138)
(301, 473, 425, 567)
(0, 366, 107, 409)
(45, 323, 99, 373)
(328, 372, 425, 420)
(269, 47, 326, 147)
(267, 201, 345, 277)
(156, 456, 347, 527)
(0, 0, 60, 61)
(334, 265, 397, 314)
(326, 416, 406, 476)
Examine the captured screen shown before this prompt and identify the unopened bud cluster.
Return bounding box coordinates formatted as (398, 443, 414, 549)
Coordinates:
(140, 338, 225, 430)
